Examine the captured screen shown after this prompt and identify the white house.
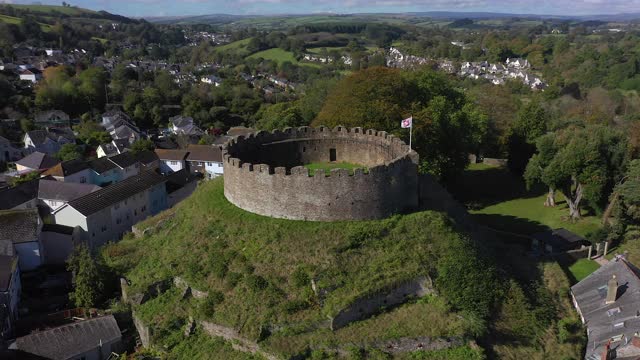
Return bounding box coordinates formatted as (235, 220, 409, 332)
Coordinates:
(96, 139, 129, 158)
(37, 179, 101, 212)
(54, 170, 168, 249)
(155, 149, 189, 174)
(42, 159, 92, 183)
(201, 75, 222, 86)
(18, 69, 42, 83)
(45, 49, 62, 57)
(0, 209, 43, 271)
(14, 151, 59, 173)
(186, 144, 223, 179)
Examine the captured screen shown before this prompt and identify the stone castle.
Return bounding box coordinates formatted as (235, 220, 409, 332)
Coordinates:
(222, 126, 419, 221)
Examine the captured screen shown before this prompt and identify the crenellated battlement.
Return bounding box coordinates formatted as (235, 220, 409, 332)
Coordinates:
(223, 126, 419, 221)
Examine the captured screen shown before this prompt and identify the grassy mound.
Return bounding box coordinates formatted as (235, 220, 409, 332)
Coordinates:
(104, 178, 496, 358)
(304, 161, 366, 175)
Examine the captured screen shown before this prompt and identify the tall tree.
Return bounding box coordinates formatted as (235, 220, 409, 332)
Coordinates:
(525, 124, 627, 220)
(67, 244, 104, 309)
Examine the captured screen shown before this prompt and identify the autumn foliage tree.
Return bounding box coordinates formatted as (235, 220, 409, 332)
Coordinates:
(313, 67, 487, 182)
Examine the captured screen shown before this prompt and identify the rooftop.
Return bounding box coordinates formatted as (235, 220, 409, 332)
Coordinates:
(15, 152, 59, 170)
(66, 170, 166, 216)
(42, 159, 89, 177)
(0, 255, 17, 292)
(0, 178, 40, 210)
(532, 228, 591, 252)
(186, 144, 223, 162)
(571, 257, 640, 359)
(12, 315, 121, 359)
(0, 209, 40, 244)
(87, 156, 117, 174)
(38, 179, 101, 202)
(155, 149, 188, 161)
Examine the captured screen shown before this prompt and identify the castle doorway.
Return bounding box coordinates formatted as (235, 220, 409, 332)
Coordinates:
(329, 148, 337, 162)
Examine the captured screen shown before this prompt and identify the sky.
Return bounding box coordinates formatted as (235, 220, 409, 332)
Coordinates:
(7, 0, 640, 18)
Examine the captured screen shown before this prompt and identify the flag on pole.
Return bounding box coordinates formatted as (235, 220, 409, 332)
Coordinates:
(401, 116, 413, 128)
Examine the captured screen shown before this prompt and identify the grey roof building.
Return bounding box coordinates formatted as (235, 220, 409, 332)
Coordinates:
(532, 228, 592, 253)
(38, 180, 101, 203)
(15, 152, 59, 171)
(0, 178, 40, 210)
(0, 209, 40, 245)
(571, 256, 640, 360)
(11, 315, 122, 360)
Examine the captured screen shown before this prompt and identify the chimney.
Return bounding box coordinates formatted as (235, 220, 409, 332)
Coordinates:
(606, 275, 618, 304)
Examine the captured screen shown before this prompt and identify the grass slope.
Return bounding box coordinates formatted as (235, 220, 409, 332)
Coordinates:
(0, 14, 52, 31)
(104, 178, 481, 358)
(247, 48, 322, 68)
(6, 4, 96, 16)
(215, 38, 252, 56)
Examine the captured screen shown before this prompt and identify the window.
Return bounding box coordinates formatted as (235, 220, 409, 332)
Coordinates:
(116, 218, 121, 225)
(80, 176, 86, 183)
(614, 322, 625, 328)
(141, 206, 146, 212)
(329, 148, 337, 162)
(50, 201, 58, 207)
(207, 162, 213, 166)
(170, 161, 178, 165)
(101, 225, 107, 232)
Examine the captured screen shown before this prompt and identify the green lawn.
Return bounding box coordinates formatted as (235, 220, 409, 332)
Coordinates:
(0, 14, 52, 32)
(248, 48, 322, 68)
(215, 38, 252, 56)
(304, 161, 366, 175)
(451, 163, 601, 238)
(307, 46, 345, 54)
(567, 259, 600, 282)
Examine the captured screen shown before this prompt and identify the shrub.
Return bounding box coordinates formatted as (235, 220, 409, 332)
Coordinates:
(291, 266, 310, 288)
(246, 275, 268, 292)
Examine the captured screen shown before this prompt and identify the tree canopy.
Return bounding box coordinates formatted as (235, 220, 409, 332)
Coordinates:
(313, 67, 487, 182)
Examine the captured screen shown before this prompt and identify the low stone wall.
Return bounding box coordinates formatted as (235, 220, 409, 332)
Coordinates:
(173, 276, 209, 299)
(132, 312, 151, 348)
(200, 321, 279, 360)
(482, 157, 507, 167)
(131, 211, 176, 238)
(374, 336, 464, 355)
(330, 276, 434, 330)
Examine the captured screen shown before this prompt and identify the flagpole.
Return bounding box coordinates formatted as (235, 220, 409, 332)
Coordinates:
(409, 115, 412, 151)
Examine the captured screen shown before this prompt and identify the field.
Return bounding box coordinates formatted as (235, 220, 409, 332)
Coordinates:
(0, 14, 52, 31)
(568, 258, 600, 282)
(215, 38, 252, 56)
(103, 178, 485, 358)
(452, 163, 601, 238)
(6, 4, 96, 16)
(304, 161, 365, 175)
(247, 48, 322, 68)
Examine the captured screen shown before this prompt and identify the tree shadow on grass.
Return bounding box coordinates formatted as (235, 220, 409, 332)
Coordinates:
(448, 166, 545, 209)
(473, 213, 550, 236)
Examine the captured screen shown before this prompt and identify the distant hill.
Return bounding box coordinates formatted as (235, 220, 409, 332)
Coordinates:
(146, 11, 640, 26)
(0, 4, 138, 24)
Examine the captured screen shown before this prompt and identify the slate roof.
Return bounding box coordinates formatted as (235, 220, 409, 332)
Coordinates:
(26, 129, 74, 146)
(66, 170, 166, 216)
(112, 124, 139, 140)
(155, 149, 188, 161)
(12, 315, 121, 359)
(0, 240, 14, 257)
(532, 228, 591, 252)
(34, 110, 69, 124)
(0, 209, 40, 244)
(88, 157, 117, 174)
(0, 255, 17, 292)
(186, 144, 223, 162)
(15, 152, 59, 170)
(38, 179, 101, 202)
(571, 257, 640, 359)
(170, 115, 193, 128)
(135, 150, 159, 166)
(166, 169, 198, 194)
(108, 152, 139, 168)
(42, 159, 89, 177)
(0, 178, 40, 210)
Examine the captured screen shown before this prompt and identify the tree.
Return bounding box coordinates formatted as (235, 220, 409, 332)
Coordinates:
(130, 139, 155, 154)
(57, 143, 82, 161)
(314, 67, 487, 182)
(525, 124, 627, 220)
(20, 118, 34, 133)
(508, 100, 549, 174)
(255, 102, 306, 131)
(67, 244, 104, 309)
(74, 121, 111, 146)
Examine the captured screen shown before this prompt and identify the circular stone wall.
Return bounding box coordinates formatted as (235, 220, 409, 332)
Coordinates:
(222, 126, 419, 221)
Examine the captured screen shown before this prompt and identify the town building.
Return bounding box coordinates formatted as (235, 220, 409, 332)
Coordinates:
(0, 209, 42, 271)
(571, 256, 640, 360)
(186, 144, 223, 179)
(0, 136, 23, 164)
(0, 178, 40, 210)
(18, 69, 42, 83)
(169, 115, 203, 136)
(39, 224, 80, 265)
(34, 110, 70, 128)
(155, 149, 189, 174)
(37, 179, 101, 212)
(96, 139, 129, 158)
(15, 152, 59, 173)
(10, 315, 122, 359)
(54, 170, 168, 249)
(0, 253, 20, 339)
(42, 159, 92, 183)
(23, 129, 75, 156)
